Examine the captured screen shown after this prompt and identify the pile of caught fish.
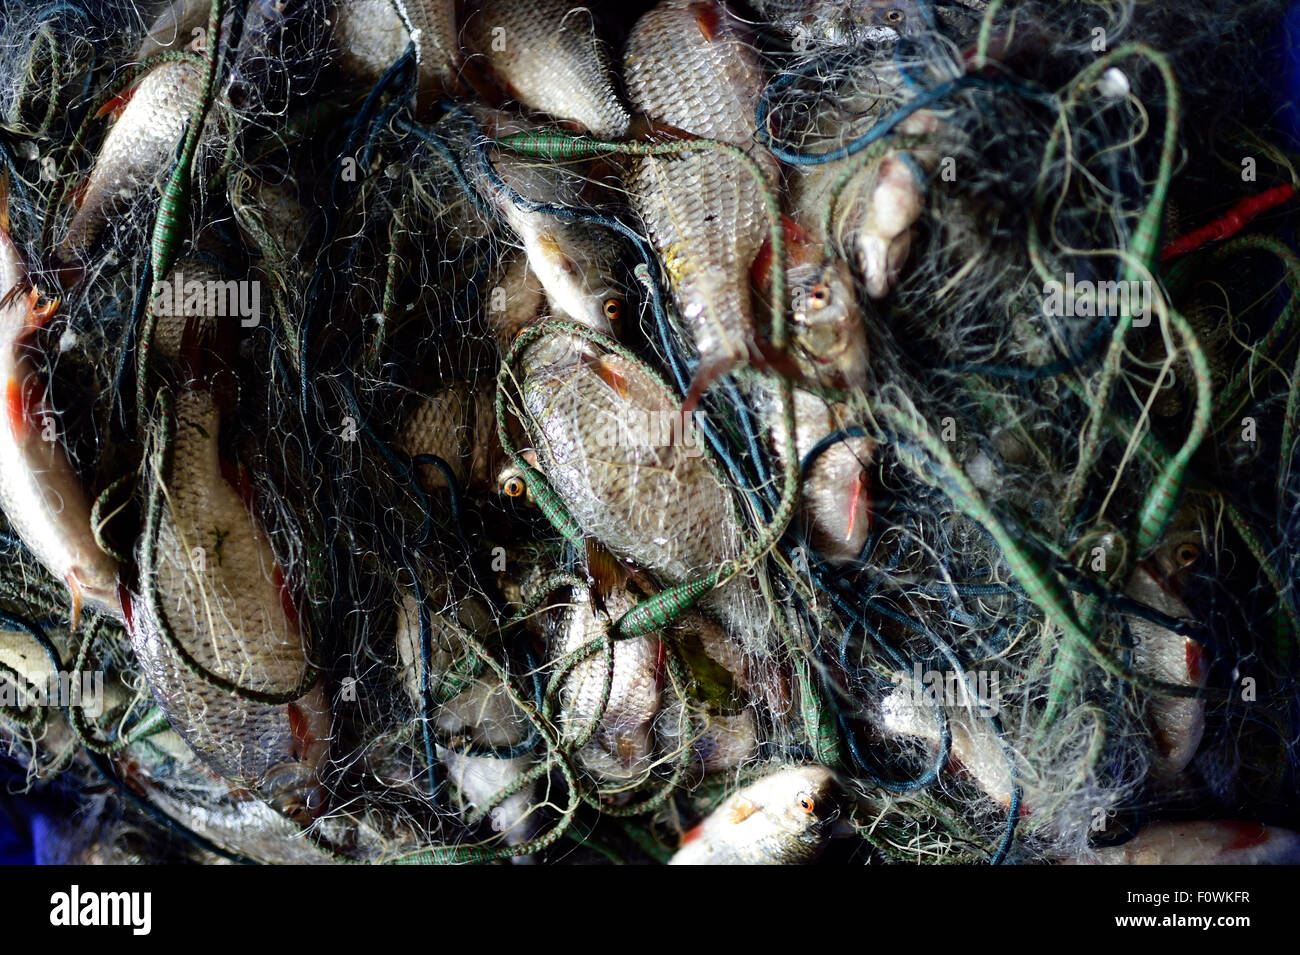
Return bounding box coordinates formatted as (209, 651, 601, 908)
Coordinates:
(0, 0, 1298, 865)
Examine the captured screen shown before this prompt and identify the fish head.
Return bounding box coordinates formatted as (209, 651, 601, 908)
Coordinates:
(765, 764, 839, 836)
(848, 0, 928, 40)
(497, 456, 538, 506)
(791, 258, 869, 390)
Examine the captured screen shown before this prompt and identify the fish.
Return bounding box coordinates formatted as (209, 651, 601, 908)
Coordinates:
(456, 111, 628, 334)
(332, 0, 460, 110)
(1069, 821, 1300, 865)
(669, 764, 837, 864)
(0, 174, 120, 624)
(395, 382, 505, 495)
(135, 0, 212, 61)
(147, 257, 225, 367)
(517, 340, 771, 649)
(790, 73, 941, 299)
(461, 0, 631, 138)
(392, 589, 541, 847)
(1125, 547, 1208, 779)
(555, 582, 663, 780)
(124, 386, 331, 822)
(53, 58, 207, 278)
(760, 0, 929, 46)
(752, 384, 874, 564)
(876, 678, 1016, 809)
(623, 0, 784, 409)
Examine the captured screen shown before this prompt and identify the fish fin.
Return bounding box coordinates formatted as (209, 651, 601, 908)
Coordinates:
(69, 177, 89, 211)
(25, 288, 59, 331)
(0, 167, 9, 234)
(746, 338, 805, 384)
(728, 797, 758, 824)
(1224, 821, 1269, 851)
(692, 1, 723, 41)
(845, 468, 872, 542)
(287, 702, 312, 760)
(5, 376, 36, 438)
(582, 352, 629, 398)
(751, 217, 814, 292)
(680, 354, 738, 421)
(117, 583, 135, 633)
(94, 85, 137, 120)
(66, 571, 84, 631)
(1185, 638, 1207, 683)
(680, 823, 704, 845)
(626, 114, 697, 146)
(585, 538, 626, 617)
(273, 564, 301, 632)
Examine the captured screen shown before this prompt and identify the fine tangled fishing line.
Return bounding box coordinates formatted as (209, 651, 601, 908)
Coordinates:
(0, 0, 1297, 866)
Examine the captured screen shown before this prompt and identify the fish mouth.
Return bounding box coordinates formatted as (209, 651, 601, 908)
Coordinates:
(261, 762, 328, 824)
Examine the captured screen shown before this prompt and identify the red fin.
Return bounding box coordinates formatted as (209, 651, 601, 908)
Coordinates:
(583, 353, 629, 399)
(846, 468, 872, 541)
(680, 823, 704, 845)
(626, 114, 697, 145)
(94, 85, 137, 120)
(751, 234, 775, 290)
(0, 168, 9, 234)
(69, 177, 89, 211)
(692, 1, 722, 41)
(680, 355, 738, 420)
(1224, 820, 1269, 851)
(287, 702, 311, 760)
(26, 289, 59, 331)
(118, 583, 135, 633)
(752, 217, 814, 290)
(4, 377, 37, 437)
(1185, 639, 1206, 683)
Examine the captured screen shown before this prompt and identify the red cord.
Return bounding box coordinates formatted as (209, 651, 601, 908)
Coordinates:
(1159, 184, 1296, 263)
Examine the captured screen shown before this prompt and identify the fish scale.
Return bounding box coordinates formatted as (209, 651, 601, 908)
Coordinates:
(333, 0, 459, 106)
(462, 0, 630, 138)
(395, 382, 502, 494)
(128, 388, 330, 820)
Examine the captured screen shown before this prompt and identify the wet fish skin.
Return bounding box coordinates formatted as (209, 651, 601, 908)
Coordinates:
(1125, 562, 1207, 778)
(1070, 821, 1300, 865)
(623, 0, 778, 387)
(557, 584, 663, 779)
(670, 764, 837, 864)
(0, 197, 119, 621)
(55, 59, 205, 270)
(127, 388, 330, 821)
(395, 382, 504, 495)
(332, 0, 460, 108)
(754, 385, 874, 564)
(462, 0, 631, 138)
(788, 256, 869, 391)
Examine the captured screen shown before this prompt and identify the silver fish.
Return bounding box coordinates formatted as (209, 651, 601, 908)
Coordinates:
(623, 0, 780, 405)
(1071, 821, 1300, 865)
(555, 583, 663, 780)
(670, 764, 837, 864)
(462, 0, 631, 137)
(395, 382, 504, 495)
(0, 177, 119, 623)
(756, 0, 928, 45)
(126, 387, 331, 822)
(54, 58, 207, 275)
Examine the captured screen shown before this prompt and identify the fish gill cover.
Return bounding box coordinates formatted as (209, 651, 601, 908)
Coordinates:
(0, 0, 1295, 866)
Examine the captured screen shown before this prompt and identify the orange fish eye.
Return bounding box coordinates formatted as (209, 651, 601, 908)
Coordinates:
(809, 285, 831, 310)
(797, 792, 816, 815)
(885, 8, 905, 23)
(503, 475, 526, 498)
(1175, 542, 1200, 567)
(603, 298, 623, 322)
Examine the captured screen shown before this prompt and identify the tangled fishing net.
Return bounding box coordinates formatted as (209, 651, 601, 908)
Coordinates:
(0, 0, 1298, 865)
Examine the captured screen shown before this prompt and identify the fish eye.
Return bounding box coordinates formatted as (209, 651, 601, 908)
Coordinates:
(809, 284, 831, 310)
(1175, 542, 1200, 567)
(503, 475, 526, 498)
(603, 298, 623, 323)
(797, 792, 816, 815)
(884, 8, 905, 23)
